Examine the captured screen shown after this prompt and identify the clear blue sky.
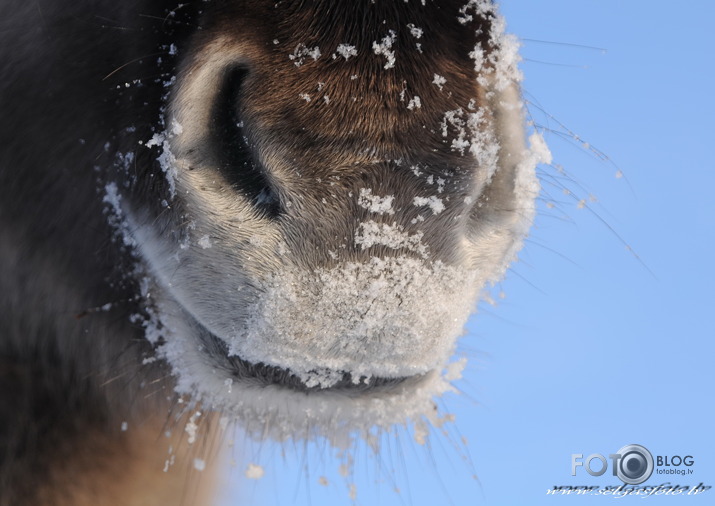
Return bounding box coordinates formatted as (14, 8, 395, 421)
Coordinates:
(219, 1, 715, 504)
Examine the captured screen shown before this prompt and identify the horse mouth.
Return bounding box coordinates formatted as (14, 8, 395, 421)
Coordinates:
(147, 275, 465, 436)
(199, 327, 415, 395)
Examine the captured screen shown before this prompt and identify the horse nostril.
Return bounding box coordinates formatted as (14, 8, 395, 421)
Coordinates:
(209, 65, 281, 218)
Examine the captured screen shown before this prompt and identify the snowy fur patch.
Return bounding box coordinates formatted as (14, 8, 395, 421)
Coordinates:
(224, 257, 479, 387)
(413, 196, 445, 215)
(357, 188, 395, 215)
(354, 221, 428, 258)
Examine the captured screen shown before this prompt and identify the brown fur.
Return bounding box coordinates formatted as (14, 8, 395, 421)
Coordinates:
(32, 416, 222, 506)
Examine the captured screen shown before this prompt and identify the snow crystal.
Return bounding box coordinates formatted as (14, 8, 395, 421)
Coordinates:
(458, 0, 493, 25)
(103, 183, 138, 248)
(335, 43, 358, 60)
(223, 378, 233, 393)
(413, 195, 445, 215)
(193, 458, 206, 471)
(432, 74, 447, 91)
(170, 118, 183, 136)
(444, 357, 467, 382)
(354, 222, 427, 258)
(406, 23, 423, 39)
(245, 464, 264, 480)
(413, 419, 429, 445)
(407, 96, 421, 110)
(466, 3, 523, 91)
(184, 411, 201, 444)
(197, 235, 212, 249)
(144, 128, 180, 198)
(289, 43, 321, 67)
(162, 75, 176, 89)
(120, 421, 128, 432)
(114, 151, 134, 173)
(163, 454, 175, 473)
(439, 107, 500, 175)
(357, 188, 394, 215)
(308, 47, 321, 60)
(372, 31, 397, 69)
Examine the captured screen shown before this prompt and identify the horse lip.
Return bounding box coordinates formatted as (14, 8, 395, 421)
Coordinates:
(195, 315, 416, 395)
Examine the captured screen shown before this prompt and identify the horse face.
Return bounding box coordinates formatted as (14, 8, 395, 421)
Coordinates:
(112, 0, 544, 434)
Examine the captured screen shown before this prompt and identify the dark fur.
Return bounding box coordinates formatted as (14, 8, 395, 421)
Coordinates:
(0, 1, 496, 503)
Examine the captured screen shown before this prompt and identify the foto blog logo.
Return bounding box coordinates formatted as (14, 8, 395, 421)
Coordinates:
(572, 444, 655, 485)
